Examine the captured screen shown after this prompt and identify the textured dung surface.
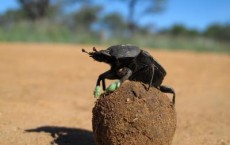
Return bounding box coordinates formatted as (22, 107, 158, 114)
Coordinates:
(92, 81, 177, 145)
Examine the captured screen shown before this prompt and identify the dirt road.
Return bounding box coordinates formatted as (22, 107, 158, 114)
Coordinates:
(0, 43, 229, 145)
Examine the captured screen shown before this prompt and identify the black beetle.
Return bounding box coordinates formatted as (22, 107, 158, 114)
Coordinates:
(82, 44, 175, 105)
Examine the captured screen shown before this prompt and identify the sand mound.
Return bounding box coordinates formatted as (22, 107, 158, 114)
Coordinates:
(92, 81, 177, 145)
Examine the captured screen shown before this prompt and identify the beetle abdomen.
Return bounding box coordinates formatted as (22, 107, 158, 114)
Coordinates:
(140, 50, 167, 77)
(130, 65, 164, 87)
(128, 50, 166, 87)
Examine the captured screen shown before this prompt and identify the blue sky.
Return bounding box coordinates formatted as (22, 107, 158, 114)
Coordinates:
(0, 0, 230, 31)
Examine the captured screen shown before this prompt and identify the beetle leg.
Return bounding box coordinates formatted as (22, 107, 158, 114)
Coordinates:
(159, 85, 176, 105)
(102, 79, 106, 91)
(120, 68, 132, 83)
(148, 65, 155, 90)
(97, 70, 117, 90)
(96, 71, 109, 90)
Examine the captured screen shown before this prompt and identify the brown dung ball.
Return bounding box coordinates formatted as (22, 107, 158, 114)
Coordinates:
(92, 81, 177, 145)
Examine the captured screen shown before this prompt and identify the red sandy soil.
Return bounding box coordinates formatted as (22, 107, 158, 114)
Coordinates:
(0, 43, 229, 145)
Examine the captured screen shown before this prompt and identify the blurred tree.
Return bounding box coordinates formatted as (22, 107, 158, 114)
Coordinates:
(169, 24, 187, 36)
(101, 13, 126, 34)
(52, 0, 167, 35)
(18, 0, 50, 20)
(221, 25, 230, 41)
(204, 24, 222, 38)
(187, 29, 200, 36)
(165, 24, 200, 37)
(124, 0, 167, 34)
(73, 5, 102, 31)
(0, 9, 26, 25)
(204, 24, 230, 41)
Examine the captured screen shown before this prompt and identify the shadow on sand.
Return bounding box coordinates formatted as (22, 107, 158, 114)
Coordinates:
(25, 126, 95, 145)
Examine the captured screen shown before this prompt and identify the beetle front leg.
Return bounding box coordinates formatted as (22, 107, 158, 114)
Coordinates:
(96, 75, 106, 90)
(97, 70, 117, 90)
(105, 68, 132, 94)
(95, 70, 117, 97)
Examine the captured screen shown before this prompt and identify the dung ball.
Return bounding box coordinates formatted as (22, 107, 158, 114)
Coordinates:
(92, 81, 177, 145)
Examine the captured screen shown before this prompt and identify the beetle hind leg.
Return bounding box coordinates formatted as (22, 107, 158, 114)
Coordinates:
(159, 85, 176, 105)
(147, 64, 155, 90)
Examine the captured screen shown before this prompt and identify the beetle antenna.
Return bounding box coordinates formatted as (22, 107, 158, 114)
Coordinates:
(93, 47, 98, 52)
(82, 48, 90, 54)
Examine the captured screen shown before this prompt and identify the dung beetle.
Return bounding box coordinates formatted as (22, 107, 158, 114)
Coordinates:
(82, 44, 175, 105)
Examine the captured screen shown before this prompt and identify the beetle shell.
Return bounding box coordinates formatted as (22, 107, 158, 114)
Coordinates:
(107, 45, 141, 59)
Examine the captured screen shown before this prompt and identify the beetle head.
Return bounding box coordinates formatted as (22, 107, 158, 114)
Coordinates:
(82, 47, 114, 64)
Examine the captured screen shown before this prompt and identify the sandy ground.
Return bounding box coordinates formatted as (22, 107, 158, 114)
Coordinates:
(0, 43, 229, 145)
